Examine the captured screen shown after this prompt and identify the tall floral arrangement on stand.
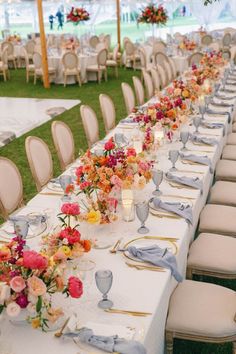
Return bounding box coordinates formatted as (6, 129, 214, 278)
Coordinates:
(66, 6, 90, 40)
(137, 3, 168, 40)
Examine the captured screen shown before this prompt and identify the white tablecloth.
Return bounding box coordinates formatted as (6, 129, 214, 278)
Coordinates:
(1, 92, 234, 354)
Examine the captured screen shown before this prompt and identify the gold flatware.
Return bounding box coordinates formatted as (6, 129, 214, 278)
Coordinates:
(178, 169, 205, 175)
(105, 308, 152, 316)
(54, 317, 70, 337)
(187, 149, 214, 154)
(150, 211, 181, 219)
(110, 238, 123, 254)
(40, 192, 63, 196)
(167, 181, 194, 190)
(126, 262, 165, 272)
(181, 160, 207, 166)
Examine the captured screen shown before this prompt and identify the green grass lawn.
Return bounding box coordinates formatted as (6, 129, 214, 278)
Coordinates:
(0, 68, 235, 354)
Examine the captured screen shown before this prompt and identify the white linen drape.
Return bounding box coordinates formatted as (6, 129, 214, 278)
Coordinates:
(190, 0, 227, 27)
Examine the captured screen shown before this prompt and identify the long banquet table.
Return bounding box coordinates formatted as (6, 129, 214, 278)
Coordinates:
(1, 82, 236, 354)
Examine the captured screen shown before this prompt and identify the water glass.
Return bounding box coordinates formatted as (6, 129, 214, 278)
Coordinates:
(11, 217, 29, 238)
(59, 175, 72, 202)
(193, 116, 201, 134)
(95, 270, 113, 309)
(180, 131, 189, 151)
(136, 201, 149, 234)
(204, 95, 211, 110)
(199, 105, 205, 120)
(77, 259, 96, 300)
(122, 200, 135, 222)
(169, 150, 179, 172)
(152, 169, 163, 196)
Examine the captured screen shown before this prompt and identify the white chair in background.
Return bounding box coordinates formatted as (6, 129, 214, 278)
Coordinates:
(106, 44, 119, 78)
(1, 42, 17, 69)
(154, 52, 169, 67)
(222, 32, 232, 48)
(89, 35, 99, 49)
(0, 157, 24, 220)
(124, 41, 140, 70)
(156, 63, 168, 89)
(62, 52, 82, 87)
(80, 105, 100, 148)
(143, 70, 154, 100)
(153, 41, 167, 55)
(0, 48, 9, 81)
(169, 57, 177, 79)
(86, 48, 108, 83)
(163, 61, 173, 84)
(188, 52, 203, 67)
(33, 52, 56, 85)
(99, 94, 116, 134)
(201, 34, 213, 47)
(25, 136, 53, 192)
(25, 40, 35, 62)
(121, 82, 136, 115)
(151, 68, 161, 92)
(133, 76, 145, 106)
(51, 121, 75, 171)
(21, 47, 34, 83)
(139, 48, 153, 75)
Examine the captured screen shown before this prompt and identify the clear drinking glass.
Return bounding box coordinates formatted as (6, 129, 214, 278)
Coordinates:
(77, 259, 96, 301)
(168, 150, 179, 172)
(136, 201, 149, 234)
(199, 105, 206, 120)
(204, 95, 211, 110)
(95, 270, 113, 309)
(59, 175, 72, 202)
(180, 131, 189, 151)
(12, 217, 29, 238)
(152, 169, 163, 196)
(193, 116, 201, 134)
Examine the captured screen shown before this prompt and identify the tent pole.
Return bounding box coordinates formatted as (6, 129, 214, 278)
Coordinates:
(116, 0, 121, 49)
(36, 0, 50, 88)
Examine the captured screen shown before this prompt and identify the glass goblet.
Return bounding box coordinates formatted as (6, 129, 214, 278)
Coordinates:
(168, 150, 179, 172)
(199, 105, 205, 120)
(95, 270, 113, 309)
(180, 131, 189, 151)
(59, 175, 72, 202)
(12, 217, 29, 239)
(152, 169, 163, 196)
(136, 201, 149, 234)
(204, 95, 211, 110)
(193, 116, 201, 134)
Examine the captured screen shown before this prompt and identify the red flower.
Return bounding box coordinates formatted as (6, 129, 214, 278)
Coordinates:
(23, 250, 48, 270)
(65, 184, 75, 194)
(61, 203, 80, 216)
(104, 138, 115, 151)
(68, 276, 83, 298)
(79, 181, 92, 191)
(59, 227, 81, 244)
(126, 147, 136, 157)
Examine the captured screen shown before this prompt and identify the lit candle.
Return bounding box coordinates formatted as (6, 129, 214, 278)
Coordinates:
(122, 200, 135, 222)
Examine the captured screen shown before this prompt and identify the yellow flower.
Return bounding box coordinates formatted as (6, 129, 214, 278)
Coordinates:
(87, 209, 101, 224)
(31, 317, 40, 329)
(58, 246, 72, 258)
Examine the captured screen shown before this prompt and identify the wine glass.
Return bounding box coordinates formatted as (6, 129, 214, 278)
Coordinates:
(95, 270, 113, 309)
(204, 95, 211, 110)
(193, 116, 201, 134)
(11, 217, 29, 238)
(152, 169, 163, 196)
(199, 105, 205, 120)
(168, 150, 179, 172)
(59, 175, 72, 202)
(180, 131, 189, 151)
(136, 201, 149, 234)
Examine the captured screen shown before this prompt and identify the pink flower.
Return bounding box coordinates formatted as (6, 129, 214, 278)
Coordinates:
(75, 166, 83, 178)
(59, 227, 81, 244)
(10, 276, 26, 293)
(16, 293, 28, 308)
(104, 138, 115, 151)
(107, 197, 118, 211)
(61, 203, 80, 216)
(80, 181, 91, 190)
(126, 148, 136, 157)
(23, 250, 48, 270)
(110, 175, 122, 188)
(6, 302, 21, 317)
(27, 276, 47, 297)
(68, 276, 83, 298)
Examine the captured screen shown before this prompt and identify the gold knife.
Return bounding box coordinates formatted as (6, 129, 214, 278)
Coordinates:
(54, 317, 70, 337)
(126, 262, 165, 272)
(110, 238, 123, 254)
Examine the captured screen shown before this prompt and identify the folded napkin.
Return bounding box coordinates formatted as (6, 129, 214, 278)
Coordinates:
(64, 328, 147, 354)
(206, 109, 231, 123)
(179, 152, 213, 173)
(190, 134, 218, 146)
(128, 244, 183, 282)
(166, 172, 203, 193)
(120, 118, 136, 124)
(211, 101, 233, 108)
(201, 120, 225, 129)
(152, 198, 193, 225)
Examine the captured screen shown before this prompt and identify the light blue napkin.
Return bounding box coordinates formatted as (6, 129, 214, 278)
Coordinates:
(190, 134, 218, 146)
(206, 109, 231, 123)
(120, 118, 136, 124)
(201, 121, 225, 136)
(166, 172, 203, 193)
(179, 152, 213, 173)
(127, 245, 183, 282)
(211, 101, 233, 108)
(153, 198, 193, 225)
(64, 328, 147, 354)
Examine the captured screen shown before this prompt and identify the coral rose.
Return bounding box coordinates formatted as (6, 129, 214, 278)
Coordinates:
(59, 227, 81, 244)
(27, 276, 47, 297)
(61, 202, 80, 216)
(104, 138, 115, 151)
(23, 250, 48, 270)
(6, 302, 21, 317)
(10, 276, 26, 293)
(68, 276, 83, 298)
(0, 246, 11, 262)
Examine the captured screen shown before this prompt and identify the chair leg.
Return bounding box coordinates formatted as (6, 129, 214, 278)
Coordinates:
(233, 341, 236, 354)
(26, 70, 29, 83)
(98, 70, 101, 84)
(186, 267, 193, 280)
(63, 74, 66, 87)
(115, 65, 118, 78)
(77, 73, 82, 87)
(166, 331, 174, 354)
(7, 70, 10, 79)
(34, 73, 37, 85)
(104, 69, 107, 82)
(3, 71, 6, 82)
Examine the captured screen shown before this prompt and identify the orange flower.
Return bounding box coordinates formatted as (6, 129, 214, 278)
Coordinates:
(81, 239, 91, 252)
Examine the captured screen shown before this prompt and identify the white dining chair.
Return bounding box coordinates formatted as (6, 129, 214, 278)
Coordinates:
(99, 94, 116, 134)
(201, 34, 213, 47)
(0, 157, 24, 220)
(150, 68, 161, 92)
(132, 76, 145, 106)
(106, 44, 119, 78)
(169, 57, 177, 79)
(62, 52, 81, 87)
(143, 70, 154, 100)
(25, 40, 35, 62)
(86, 48, 108, 84)
(188, 52, 203, 67)
(80, 105, 100, 148)
(1, 42, 17, 69)
(89, 35, 99, 49)
(25, 136, 53, 192)
(163, 60, 173, 84)
(21, 47, 35, 83)
(124, 41, 140, 70)
(33, 52, 56, 85)
(121, 82, 136, 115)
(51, 121, 75, 171)
(156, 63, 168, 89)
(0, 47, 9, 81)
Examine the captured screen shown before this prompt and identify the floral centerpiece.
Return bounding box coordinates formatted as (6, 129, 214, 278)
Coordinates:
(200, 51, 226, 68)
(7, 34, 21, 43)
(67, 7, 90, 25)
(166, 79, 202, 102)
(0, 236, 83, 330)
(41, 202, 91, 262)
(178, 38, 197, 52)
(137, 4, 168, 25)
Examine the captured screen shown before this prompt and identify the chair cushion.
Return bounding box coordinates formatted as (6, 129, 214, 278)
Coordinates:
(106, 60, 117, 66)
(0, 62, 8, 70)
(215, 159, 236, 182)
(86, 64, 106, 71)
(222, 145, 236, 160)
(209, 181, 236, 206)
(188, 233, 236, 274)
(227, 133, 236, 145)
(63, 68, 80, 75)
(199, 204, 236, 236)
(166, 280, 236, 337)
